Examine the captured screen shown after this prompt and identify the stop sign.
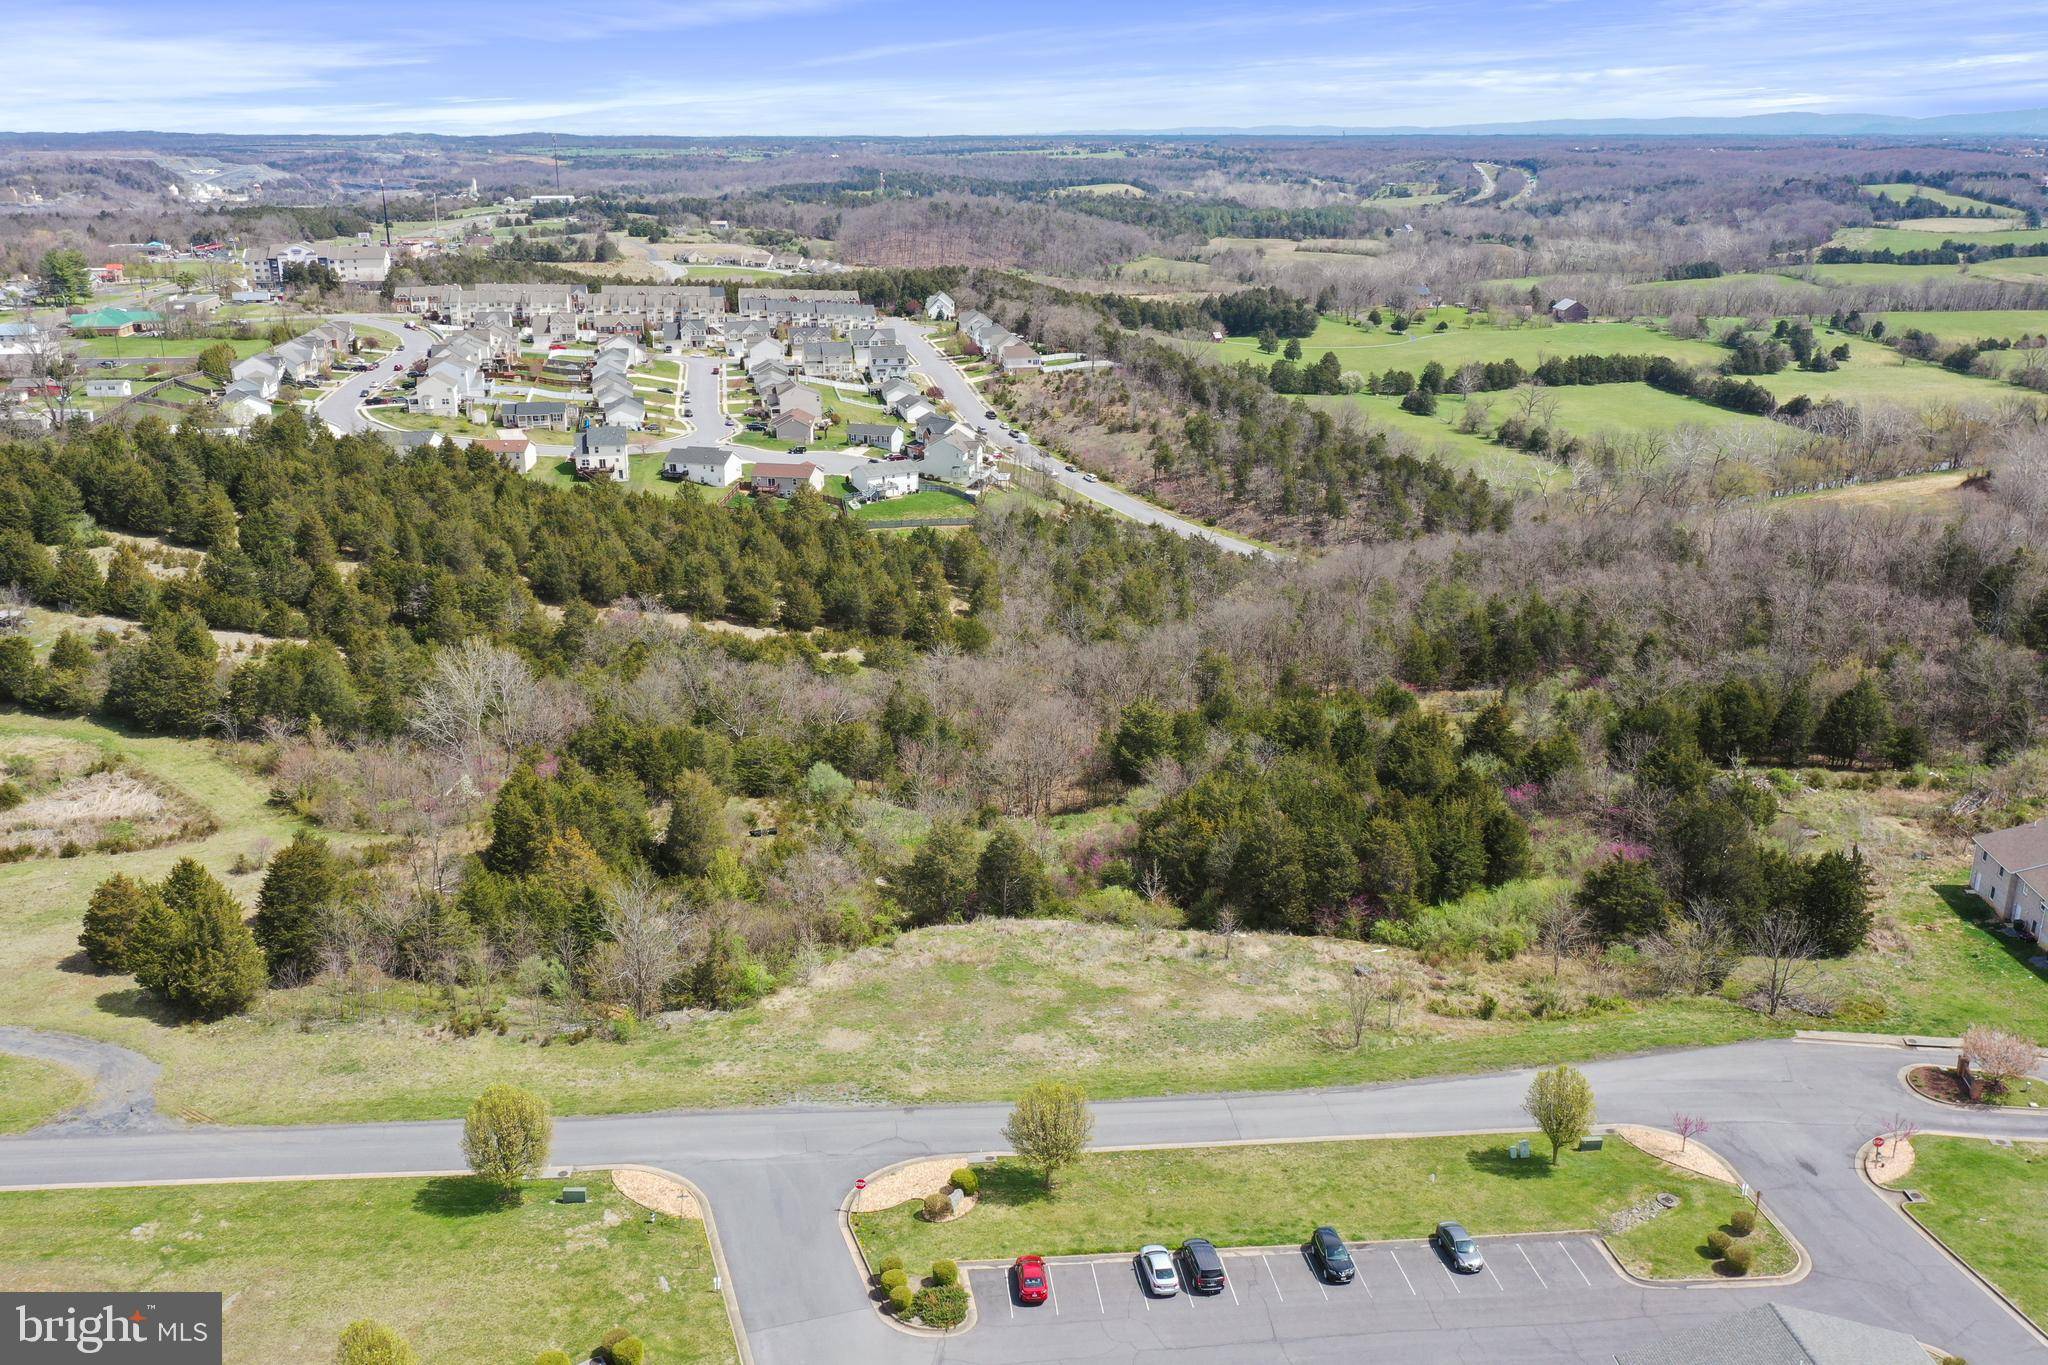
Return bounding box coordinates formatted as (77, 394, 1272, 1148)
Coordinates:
(854, 1177, 868, 1190)
(1874, 1137, 1885, 1148)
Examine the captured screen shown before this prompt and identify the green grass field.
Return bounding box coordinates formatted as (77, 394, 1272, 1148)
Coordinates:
(1829, 225, 2048, 253)
(1890, 1138, 2048, 1330)
(1868, 310, 2048, 343)
(1196, 311, 1730, 377)
(0, 1174, 737, 1365)
(0, 1052, 87, 1134)
(1748, 334, 2024, 407)
(73, 336, 277, 360)
(852, 1134, 1792, 1282)
(852, 487, 976, 522)
(1861, 183, 2022, 217)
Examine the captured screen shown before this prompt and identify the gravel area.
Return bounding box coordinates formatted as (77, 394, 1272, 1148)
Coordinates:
(611, 1166, 702, 1219)
(851, 1157, 961, 1213)
(1611, 1125, 1739, 1184)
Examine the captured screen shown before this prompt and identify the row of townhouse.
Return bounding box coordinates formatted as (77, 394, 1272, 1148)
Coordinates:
(258, 241, 393, 287)
(221, 319, 357, 426)
(410, 322, 520, 417)
(873, 376, 997, 487)
(588, 335, 648, 429)
(735, 289, 876, 326)
(392, 284, 586, 324)
(957, 309, 1041, 372)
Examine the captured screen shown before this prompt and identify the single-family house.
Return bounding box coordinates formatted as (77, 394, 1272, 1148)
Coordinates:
(751, 461, 823, 497)
(599, 392, 647, 429)
(877, 377, 920, 409)
(411, 361, 485, 416)
(770, 409, 820, 443)
(916, 412, 970, 445)
(924, 292, 956, 321)
(867, 343, 912, 384)
(1971, 818, 2048, 946)
(469, 431, 539, 473)
(1550, 298, 1590, 324)
(573, 425, 634, 481)
(849, 463, 919, 501)
(661, 446, 742, 487)
(84, 377, 132, 398)
(797, 339, 857, 381)
(896, 397, 936, 428)
(846, 422, 904, 454)
(218, 392, 273, 428)
(373, 429, 443, 456)
(499, 400, 576, 430)
(789, 324, 835, 346)
(918, 435, 994, 487)
(745, 338, 786, 370)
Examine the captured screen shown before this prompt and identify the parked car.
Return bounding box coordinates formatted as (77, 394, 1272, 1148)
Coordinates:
(1063, 463, 1078, 473)
(1434, 1222, 1484, 1273)
(746, 422, 768, 432)
(789, 445, 808, 455)
(391, 363, 403, 372)
(683, 407, 693, 417)
(1308, 1226, 1355, 1283)
(1177, 1238, 1227, 1294)
(1013, 1254, 1049, 1306)
(1137, 1245, 1179, 1297)
(1083, 473, 1100, 483)
(984, 408, 998, 419)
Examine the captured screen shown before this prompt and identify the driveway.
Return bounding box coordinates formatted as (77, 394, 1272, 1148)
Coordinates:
(885, 321, 1274, 559)
(3, 1039, 2045, 1362)
(313, 314, 436, 434)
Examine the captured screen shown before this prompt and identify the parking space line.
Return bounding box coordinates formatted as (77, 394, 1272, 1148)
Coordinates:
(1557, 1241, 1594, 1287)
(1389, 1249, 1417, 1296)
(1261, 1255, 1286, 1303)
(1089, 1261, 1105, 1314)
(1226, 1274, 1240, 1306)
(1485, 1259, 1507, 1293)
(1049, 1270, 1060, 1316)
(1517, 1242, 1549, 1290)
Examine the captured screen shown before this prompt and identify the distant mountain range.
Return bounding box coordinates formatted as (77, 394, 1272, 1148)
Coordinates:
(1097, 109, 2048, 138)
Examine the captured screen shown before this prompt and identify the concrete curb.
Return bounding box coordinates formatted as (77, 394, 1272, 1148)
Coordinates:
(838, 1156, 978, 1339)
(1793, 1029, 1963, 1049)
(598, 1164, 755, 1365)
(1858, 1135, 2048, 1352)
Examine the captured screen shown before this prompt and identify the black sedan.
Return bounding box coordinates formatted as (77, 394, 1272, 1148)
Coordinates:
(1307, 1226, 1355, 1283)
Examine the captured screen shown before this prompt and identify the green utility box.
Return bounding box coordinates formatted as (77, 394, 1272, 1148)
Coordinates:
(560, 1187, 588, 1204)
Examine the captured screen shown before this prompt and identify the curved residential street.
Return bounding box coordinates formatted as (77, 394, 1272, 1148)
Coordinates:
(3, 1038, 2044, 1363)
(312, 313, 437, 435)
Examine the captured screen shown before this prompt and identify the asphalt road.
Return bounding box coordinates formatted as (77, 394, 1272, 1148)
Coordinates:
(4, 1039, 2045, 1363)
(312, 314, 436, 434)
(885, 322, 1275, 558)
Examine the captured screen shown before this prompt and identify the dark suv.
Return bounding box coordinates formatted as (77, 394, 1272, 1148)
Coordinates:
(1177, 1238, 1228, 1294)
(1308, 1226, 1355, 1283)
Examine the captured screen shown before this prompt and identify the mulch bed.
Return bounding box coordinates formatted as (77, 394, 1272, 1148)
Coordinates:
(1907, 1064, 2000, 1107)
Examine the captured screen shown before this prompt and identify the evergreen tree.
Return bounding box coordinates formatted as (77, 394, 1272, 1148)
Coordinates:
(79, 873, 160, 972)
(1814, 675, 1891, 766)
(1108, 700, 1174, 783)
(1799, 847, 1873, 956)
(253, 833, 342, 982)
(896, 821, 978, 925)
(975, 825, 1052, 919)
(1576, 855, 1669, 940)
(138, 858, 266, 1019)
(657, 770, 728, 878)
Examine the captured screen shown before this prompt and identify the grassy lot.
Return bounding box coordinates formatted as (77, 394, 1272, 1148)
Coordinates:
(1867, 310, 2048, 344)
(1861, 183, 2022, 217)
(1303, 394, 1566, 491)
(852, 487, 975, 522)
(526, 452, 724, 500)
(1195, 311, 1729, 375)
(0, 1174, 737, 1365)
(1631, 272, 1830, 299)
(0, 1052, 87, 1134)
(73, 336, 276, 360)
(1749, 334, 2022, 408)
(852, 1134, 1792, 1282)
(1887, 1137, 2048, 1329)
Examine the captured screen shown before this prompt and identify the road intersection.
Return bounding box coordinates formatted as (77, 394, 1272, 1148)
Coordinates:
(3, 1037, 2043, 1363)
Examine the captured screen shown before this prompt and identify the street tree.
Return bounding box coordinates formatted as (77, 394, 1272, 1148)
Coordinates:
(1523, 1064, 1596, 1163)
(462, 1084, 553, 1197)
(1003, 1080, 1093, 1191)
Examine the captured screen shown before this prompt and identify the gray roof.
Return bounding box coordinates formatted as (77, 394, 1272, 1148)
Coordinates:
(578, 425, 634, 455)
(1976, 818, 2048, 872)
(847, 423, 900, 441)
(663, 445, 736, 468)
(1617, 1303, 1929, 1365)
(502, 400, 573, 418)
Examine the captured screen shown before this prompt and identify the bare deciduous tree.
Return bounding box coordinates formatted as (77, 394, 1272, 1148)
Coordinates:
(1534, 891, 1592, 980)
(1750, 907, 1818, 1017)
(409, 639, 533, 767)
(588, 872, 684, 1020)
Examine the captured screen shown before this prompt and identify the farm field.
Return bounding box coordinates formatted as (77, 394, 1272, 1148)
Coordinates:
(1199, 311, 1729, 375)
(1829, 225, 2048, 252)
(1631, 272, 1829, 298)
(1747, 335, 2026, 407)
(1867, 310, 2048, 343)
(0, 1174, 738, 1365)
(1302, 393, 1566, 490)
(1882, 1138, 2048, 1330)
(1862, 183, 2021, 216)
(852, 1133, 1794, 1283)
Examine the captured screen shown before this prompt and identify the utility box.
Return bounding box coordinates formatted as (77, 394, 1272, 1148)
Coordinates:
(560, 1187, 588, 1204)
(1579, 1136, 1604, 1152)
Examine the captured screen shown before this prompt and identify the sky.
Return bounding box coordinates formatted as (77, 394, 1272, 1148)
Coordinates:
(5, 0, 2047, 135)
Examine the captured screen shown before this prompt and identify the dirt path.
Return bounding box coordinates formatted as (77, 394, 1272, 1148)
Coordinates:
(0, 1025, 168, 1134)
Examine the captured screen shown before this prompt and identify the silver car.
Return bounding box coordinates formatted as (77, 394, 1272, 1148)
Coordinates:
(1137, 1244, 1179, 1296)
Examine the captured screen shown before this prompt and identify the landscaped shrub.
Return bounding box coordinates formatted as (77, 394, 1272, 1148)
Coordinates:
(536, 1353, 573, 1365)
(599, 1328, 630, 1356)
(1729, 1207, 1757, 1237)
(931, 1259, 960, 1286)
(1706, 1229, 1732, 1256)
(1722, 1241, 1753, 1275)
(876, 1254, 903, 1275)
(921, 1190, 951, 1220)
(879, 1268, 907, 1291)
(949, 1167, 979, 1196)
(887, 1283, 916, 1315)
(912, 1283, 970, 1328)
(609, 1336, 645, 1365)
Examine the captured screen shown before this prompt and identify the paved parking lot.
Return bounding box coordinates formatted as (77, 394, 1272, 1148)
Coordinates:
(951, 1234, 1756, 1363)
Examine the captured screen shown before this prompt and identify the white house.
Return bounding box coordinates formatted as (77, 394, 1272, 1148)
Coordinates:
(846, 422, 904, 454)
(219, 392, 272, 427)
(84, 377, 132, 399)
(661, 446, 742, 487)
(849, 463, 919, 501)
(924, 292, 956, 321)
(1971, 819, 2048, 946)
(918, 435, 994, 487)
(573, 425, 634, 482)
(867, 343, 912, 384)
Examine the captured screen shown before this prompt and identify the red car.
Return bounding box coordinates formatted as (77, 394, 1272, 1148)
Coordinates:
(1013, 1255, 1049, 1306)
